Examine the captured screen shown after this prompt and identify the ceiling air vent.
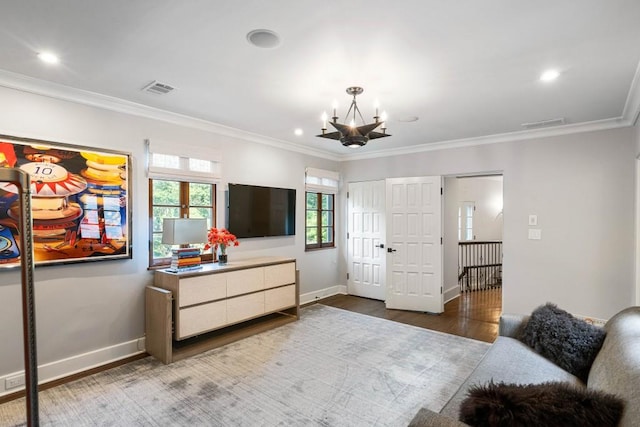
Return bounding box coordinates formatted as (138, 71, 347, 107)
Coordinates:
(142, 80, 175, 95)
(521, 117, 565, 129)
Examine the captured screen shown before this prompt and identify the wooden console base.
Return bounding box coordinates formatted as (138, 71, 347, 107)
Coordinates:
(170, 309, 298, 363)
(145, 257, 299, 364)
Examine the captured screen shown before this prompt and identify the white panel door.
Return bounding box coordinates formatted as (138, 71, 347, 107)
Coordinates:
(385, 176, 443, 313)
(347, 180, 386, 300)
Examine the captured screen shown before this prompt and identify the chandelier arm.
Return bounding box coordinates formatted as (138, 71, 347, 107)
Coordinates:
(343, 98, 356, 124)
(354, 103, 366, 125)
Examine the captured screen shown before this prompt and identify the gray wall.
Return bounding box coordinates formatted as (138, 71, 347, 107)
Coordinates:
(635, 121, 640, 154)
(455, 177, 503, 241)
(340, 127, 636, 320)
(443, 177, 460, 299)
(635, 121, 640, 306)
(0, 82, 636, 388)
(0, 86, 339, 384)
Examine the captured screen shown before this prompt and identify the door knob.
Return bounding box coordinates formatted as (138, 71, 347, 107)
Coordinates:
(375, 243, 385, 249)
(387, 247, 397, 253)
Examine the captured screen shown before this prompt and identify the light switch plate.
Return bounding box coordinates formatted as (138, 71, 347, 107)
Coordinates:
(528, 228, 542, 240)
(528, 215, 538, 226)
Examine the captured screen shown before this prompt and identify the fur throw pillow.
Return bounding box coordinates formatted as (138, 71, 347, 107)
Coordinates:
(459, 381, 624, 427)
(518, 303, 606, 382)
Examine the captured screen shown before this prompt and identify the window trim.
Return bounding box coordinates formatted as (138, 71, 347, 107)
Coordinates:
(305, 191, 335, 250)
(149, 179, 216, 267)
(458, 201, 475, 242)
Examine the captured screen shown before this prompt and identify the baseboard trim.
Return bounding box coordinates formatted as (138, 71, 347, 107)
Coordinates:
(443, 285, 460, 304)
(300, 285, 347, 305)
(0, 337, 146, 397)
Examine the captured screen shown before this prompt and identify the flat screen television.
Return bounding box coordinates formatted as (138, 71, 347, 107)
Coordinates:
(227, 184, 296, 238)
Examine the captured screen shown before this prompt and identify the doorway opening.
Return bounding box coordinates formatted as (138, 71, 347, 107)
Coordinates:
(339, 175, 503, 342)
(443, 174, 503, 326)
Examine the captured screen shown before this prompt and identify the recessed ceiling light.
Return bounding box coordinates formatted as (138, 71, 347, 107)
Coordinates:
(37, 51, 60, 65)
(540, 69, 560, 82)
(294, 128, 303, 136)
(247, 29, 281, 49)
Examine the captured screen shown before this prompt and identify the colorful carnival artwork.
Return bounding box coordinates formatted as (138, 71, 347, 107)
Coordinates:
(0, 136, 131, 266)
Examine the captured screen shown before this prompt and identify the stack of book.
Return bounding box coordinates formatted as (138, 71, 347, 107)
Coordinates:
(169, 247, 202, 272)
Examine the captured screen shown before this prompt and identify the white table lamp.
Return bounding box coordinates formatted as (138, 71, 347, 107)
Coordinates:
(162, 218, 207, 247)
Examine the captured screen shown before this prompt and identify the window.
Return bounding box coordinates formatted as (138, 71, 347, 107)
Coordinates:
(147, 139, 221, 267)
(149, 180, 215, 266)
(458, 201, 475, 241)
(304, 167, 339, 250)
(306, 192, 334, 249)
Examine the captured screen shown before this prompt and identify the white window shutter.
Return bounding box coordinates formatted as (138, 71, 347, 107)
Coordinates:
(147, 139, 221, 183)
(305, 167, 339, 194)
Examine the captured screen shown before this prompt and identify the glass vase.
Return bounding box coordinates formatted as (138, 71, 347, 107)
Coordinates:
(218, 253, 228, 265)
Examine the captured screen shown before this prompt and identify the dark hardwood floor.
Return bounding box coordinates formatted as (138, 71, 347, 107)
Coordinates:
(315, 288, 502, 343)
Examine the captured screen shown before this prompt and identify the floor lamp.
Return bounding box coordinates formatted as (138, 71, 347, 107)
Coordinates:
(0, 168, 38, 426)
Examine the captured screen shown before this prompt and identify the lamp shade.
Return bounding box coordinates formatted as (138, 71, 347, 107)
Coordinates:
(162, 218, 207, 245)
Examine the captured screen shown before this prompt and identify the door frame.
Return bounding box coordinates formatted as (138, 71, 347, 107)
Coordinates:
(442, 172, 504, 304)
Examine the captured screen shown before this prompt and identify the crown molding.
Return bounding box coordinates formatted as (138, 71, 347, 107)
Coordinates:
(0, 67, 637, 164)
(341, 59, 640, 161)
(338, 116, 630, 162)
(622, 59, 640, 126)
(0, 70, 340, 162)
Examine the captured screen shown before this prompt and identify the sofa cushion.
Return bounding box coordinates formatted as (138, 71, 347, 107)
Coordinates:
(519, 303, 606, 382)
(588, 306, 640, 427)
(459, 381, 624, 427)
(440, 336, 582, 419)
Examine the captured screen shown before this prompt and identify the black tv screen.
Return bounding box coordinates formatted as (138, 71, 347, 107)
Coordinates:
(227, 184, 296, 238)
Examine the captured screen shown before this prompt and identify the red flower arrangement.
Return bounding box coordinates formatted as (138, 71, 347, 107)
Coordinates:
(204, 227, 239, 255)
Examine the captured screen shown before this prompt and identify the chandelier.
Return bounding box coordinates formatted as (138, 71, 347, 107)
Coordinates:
(316, 86, 391, 148)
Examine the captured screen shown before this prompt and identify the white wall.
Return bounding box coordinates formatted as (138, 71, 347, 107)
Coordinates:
(443, 177, 460, 300)
(0, 85, 339, 390)
(635, 121, 640, 306)
(340, 126, 636, 320)
(456, 177, 503, 241)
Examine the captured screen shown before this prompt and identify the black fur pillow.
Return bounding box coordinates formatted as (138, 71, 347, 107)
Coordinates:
(459, 381, 624, 427)
(518, 303, 606, 382)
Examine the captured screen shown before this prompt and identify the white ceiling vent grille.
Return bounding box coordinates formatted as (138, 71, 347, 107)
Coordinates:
(142, 80, 175, 95)
(521, 118, 565, 129)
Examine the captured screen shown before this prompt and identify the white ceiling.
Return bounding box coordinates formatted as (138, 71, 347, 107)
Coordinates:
(1, 1, 639, 158)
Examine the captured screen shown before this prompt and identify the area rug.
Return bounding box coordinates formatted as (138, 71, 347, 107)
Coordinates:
(0, 304, 490, 426)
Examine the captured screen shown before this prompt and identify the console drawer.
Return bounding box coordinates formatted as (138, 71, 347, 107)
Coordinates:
(226, 292, 265, 324)
(265, 285, 296, 312)
(227, 267, 264, 297)
(178, 300, 226, 339)
(179, 274, 226, 307)
(264, 262, 295, 289)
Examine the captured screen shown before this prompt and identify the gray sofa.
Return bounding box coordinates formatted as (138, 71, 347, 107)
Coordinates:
(409, 306, 640, 427)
